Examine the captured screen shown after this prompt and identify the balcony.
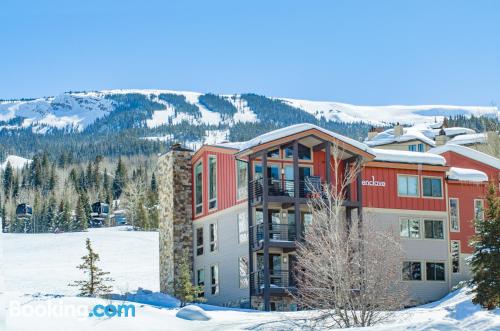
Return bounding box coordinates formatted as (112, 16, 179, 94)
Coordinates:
(250, 223, 297, 250)
(249, 177, 324, 204)
(250, 269, 296, 296)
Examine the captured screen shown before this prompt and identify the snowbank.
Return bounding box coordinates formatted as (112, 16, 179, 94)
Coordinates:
(176, 305, 211, 321)
(448, 167, 488, 182)
(372, 148, 446, 165)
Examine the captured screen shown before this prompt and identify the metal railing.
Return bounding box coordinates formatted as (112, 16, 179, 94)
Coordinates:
(249, 176, 324, 202)
(250, 269, 296, 295)
(250, 223, 297, 249)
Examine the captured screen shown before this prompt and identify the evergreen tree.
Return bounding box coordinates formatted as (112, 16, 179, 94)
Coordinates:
(46, 195, 58, 232)
(112, 157, 128, 199)
(74, 193, 89, 231)
(174, 252, 205, 307)
(69, 238, 114, 297)
(3, 161, 14, 197)
(469, 184, 500, 309)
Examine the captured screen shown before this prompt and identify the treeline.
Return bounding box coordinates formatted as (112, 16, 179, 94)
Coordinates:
(1, 153, 159, 233)
(446, 114, 499, 132)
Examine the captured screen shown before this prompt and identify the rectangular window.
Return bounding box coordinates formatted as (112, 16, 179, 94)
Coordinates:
(408, 144, 416, 152)
(196, 227, 204, 256)
(239, 256, 249, 289)
(237, 212, 248, 243)
(210, 264, 219, 295)
(400, 218, 420, 238)
(398, 175, 419, 197)
(236, 160, 248, 200)
(402, 261, 422, 280)
(194, 161, 203, 214)
(418, 143, 424, 152)
(422, 177, 443, 198)
(449, 198, 460, 232)
(451, 241, 460, 273)
(284, 143, 312, 160)
(474, 199, 484, 221)
(209, 222, 218, 252)
(424, 220, 444, 239)
(197, 268, 205, 297)
(267, 149, 280, 158)
(426, 262, 445, 281)
(208, 156, 217, 210)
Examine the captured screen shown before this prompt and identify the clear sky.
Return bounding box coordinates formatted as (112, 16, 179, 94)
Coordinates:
(1, 0, 499, 105)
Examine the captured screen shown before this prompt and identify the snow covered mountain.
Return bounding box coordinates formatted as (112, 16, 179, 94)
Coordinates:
(1, 89, 497, 133)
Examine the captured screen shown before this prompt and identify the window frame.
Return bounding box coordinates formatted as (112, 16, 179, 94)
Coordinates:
(209, 222, 218, 252)
(239, 256, 249, 289)
(408, 144, 417, 152)
(237, 212, 248, 244)
(210, 264, 219, 295)
(425, 261, 446, 281)
(418, 143, 424, 152)
(451, 240, 460, 274)
(449, 198, 460, 232)
(196, 226, 204, 256)
(474, 199, 485, 233)
(236, 160, 248, 201)
(421, 176, 444, 199)
(397, 174, 420, 197)
(402, 261, 422, 281)
(194, 160, 203, 215)
(423, 219, 445, 240)
(208, 155, 217, 211)
(283, 143, 313, 161)
(197, 268, 205, 297)
(399, 217, 421, 239)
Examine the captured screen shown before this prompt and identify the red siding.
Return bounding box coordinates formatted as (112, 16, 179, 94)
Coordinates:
(361, 166, 447, 211)
(441, 151, 499, 185)
(448, 181, 488, 254)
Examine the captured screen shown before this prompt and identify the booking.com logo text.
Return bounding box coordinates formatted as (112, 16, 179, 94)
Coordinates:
(89, 304, 136, 318)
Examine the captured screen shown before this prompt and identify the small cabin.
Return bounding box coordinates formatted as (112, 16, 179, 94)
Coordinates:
(112, 210, 127, 225)
(91, 202, 109, 216)
(16, 203, 33, 218)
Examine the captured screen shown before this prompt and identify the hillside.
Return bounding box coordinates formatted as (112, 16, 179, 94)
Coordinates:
(0, 89, 498, 161)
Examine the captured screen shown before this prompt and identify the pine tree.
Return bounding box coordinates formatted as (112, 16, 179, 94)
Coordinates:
(47, 195, 58, 232)
(469, 184, 500, 309)
(69, 238, 114, 297)
(112, 157, 128, 199)
(3, 161, 14, 197)
(73, 194, 88, 231)
(174, 252, 205, 307)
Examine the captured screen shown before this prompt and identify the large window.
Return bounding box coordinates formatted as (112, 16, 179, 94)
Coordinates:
(236, 160, 247, 200)
(422, 177, 443, 198)
(474, 199, 484, 221)
(284, 143, 312, 160)
(239, 256, 249, 289)
(208, 156, 217, 210)
(209, 222, 218, 252)
(237, 212, 248, 243)
(402, 261, 422, 281)
(210, 264, 219, 295)
(451, 241, 460, 273)
(426, 262, 445, 281)
(449, 198, 460, 232)
(400, 218, 421, 238)
(194, 161, 203, 214)
(398, 175, 419, 197)
(197, 268, 205, 297)
(424, 220, 444, 239)
(196, 227, 204, 256)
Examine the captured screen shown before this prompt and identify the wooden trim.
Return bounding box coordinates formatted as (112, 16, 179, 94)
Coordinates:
(365, 161, 449, 172)
(192, 145, 238, 163)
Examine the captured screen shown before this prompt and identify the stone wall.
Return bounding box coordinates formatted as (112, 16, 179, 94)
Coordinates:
(157, 149, 193, 295)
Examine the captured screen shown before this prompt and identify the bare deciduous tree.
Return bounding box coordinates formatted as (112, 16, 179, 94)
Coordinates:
(292, 146, 407, 328)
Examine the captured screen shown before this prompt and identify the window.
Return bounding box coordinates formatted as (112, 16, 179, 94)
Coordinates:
(418, 143, 424, 152)
(400, 218, 420, 238)
(449, 198, 460, 232)
(208, 156, 217, 210)
(424, 220, 444, 239)
(194, 162, 203, 214)
(284, 143, 312, 160)
(426, 262, 445, 281)
(451, 241, 460, 273)
(422, 177, 443, 198)
(237, 213, 248, 243)
(239, 256, 249, 289)
(210, 265, 219, 295)
(398, 175, 419, 197)
(402, 261, 422, 280)
(196, 227, 204, 256)
(197, 269, 205, 297)
(254, 164, 280, 180)
(236, 160, 247, 200)
(267, 149, 279, 158)
(209, 222, 218, 252)
(474, 199, 484, 222)
(408, 144, 417, 152)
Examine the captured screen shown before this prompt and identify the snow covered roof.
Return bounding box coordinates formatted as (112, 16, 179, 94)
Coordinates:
(1, 155, 32, 170)
(448, 132, 488, 146)
(448, 167, 488, 182)
(365, 126, 436, 147)
(372, 148, 446, 166)
(437, 127, 476, 138)
(232, 123, 374, 155)
(429, 144, 500, 170)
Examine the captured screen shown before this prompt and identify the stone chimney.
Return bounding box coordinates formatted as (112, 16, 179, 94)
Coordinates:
(435, 128, 449, 146)
(157, 144, 193, 295)
(393, 123, 404, 137)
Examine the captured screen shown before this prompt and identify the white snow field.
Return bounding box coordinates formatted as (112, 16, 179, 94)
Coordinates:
(2, 227, 499, 331)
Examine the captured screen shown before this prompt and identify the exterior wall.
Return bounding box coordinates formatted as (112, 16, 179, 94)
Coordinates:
(450, 253, 473, 287)
(192, 203, 250, 307)
(361, 166, 447, 211)
(366, 208, 451, 305)
(371, 140, 432, 152)
(440, 151, 499, 185)
(157, 150, 193, 294)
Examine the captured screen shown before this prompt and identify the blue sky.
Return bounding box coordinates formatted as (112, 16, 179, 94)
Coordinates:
(1, 0, 499, 105)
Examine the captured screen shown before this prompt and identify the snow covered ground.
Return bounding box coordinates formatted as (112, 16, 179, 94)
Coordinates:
(2, 227, 499, 330)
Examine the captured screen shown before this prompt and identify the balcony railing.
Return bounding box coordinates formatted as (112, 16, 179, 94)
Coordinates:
(250, 223, 297, 249)
(249, 177, 324, 203)
(250, 269, 296, 295)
